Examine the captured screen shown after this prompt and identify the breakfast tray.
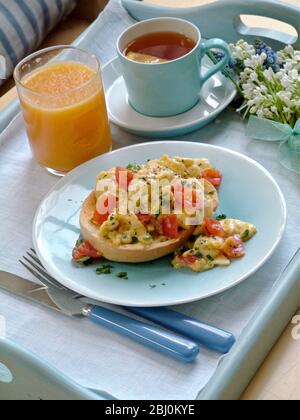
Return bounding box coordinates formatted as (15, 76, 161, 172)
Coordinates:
(0, 0, 300, 400)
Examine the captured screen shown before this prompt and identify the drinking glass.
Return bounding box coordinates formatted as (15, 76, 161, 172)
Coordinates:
(14, 46, 112, 176)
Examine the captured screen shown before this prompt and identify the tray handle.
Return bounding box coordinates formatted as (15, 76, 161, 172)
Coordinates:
(122, 0, 300, 49)
(0, 338, 110, 400)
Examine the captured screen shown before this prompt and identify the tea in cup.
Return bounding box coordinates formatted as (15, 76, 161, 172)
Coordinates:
(117, 18, 231, 117)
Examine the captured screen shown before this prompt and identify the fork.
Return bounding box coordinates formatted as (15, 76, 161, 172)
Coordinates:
(21, 249, 236, 353)
(19, 250, 200, 362)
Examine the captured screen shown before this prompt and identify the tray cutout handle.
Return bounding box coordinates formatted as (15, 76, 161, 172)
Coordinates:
(0, 362, 13, 384)
(234, 15, 299, 45)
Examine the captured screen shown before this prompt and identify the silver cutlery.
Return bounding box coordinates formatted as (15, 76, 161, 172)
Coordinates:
(0, 251, 200, 362)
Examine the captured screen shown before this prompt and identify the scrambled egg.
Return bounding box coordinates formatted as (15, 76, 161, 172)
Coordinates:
(99, 213, 152, 247)
(172, 218, 257, 272)
(93, 155, 218, 246)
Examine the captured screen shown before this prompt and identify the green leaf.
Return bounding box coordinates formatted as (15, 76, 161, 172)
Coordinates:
(96, 264, 113, 275)
(76, 256, 94, 266)
(127, 163, 141, 171)
(242, 229, 250, 240)
(117, 272, 129, 280)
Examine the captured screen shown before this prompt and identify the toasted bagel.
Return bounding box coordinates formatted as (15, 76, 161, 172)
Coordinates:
(80, 192, 195, 263)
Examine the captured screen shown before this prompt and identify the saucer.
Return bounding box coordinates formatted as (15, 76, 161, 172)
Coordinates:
(102, 56, 237, 138)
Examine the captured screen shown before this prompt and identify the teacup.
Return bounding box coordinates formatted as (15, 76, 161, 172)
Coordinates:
(117, 17, 231, 117)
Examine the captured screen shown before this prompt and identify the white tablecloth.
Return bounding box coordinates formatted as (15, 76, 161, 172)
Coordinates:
(0, 0, 299, 400)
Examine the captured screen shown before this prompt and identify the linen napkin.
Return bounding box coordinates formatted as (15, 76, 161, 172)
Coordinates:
(0, 0, 299, 400)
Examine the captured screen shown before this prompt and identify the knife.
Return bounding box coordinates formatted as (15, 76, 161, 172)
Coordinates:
(0, 271, 199, 362)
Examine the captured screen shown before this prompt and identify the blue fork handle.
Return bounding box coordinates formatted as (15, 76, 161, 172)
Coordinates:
(125, 307, 236, 354)
(87, 306, 199, 362)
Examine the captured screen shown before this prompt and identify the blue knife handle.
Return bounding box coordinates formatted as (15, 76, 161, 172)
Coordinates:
(87, 306, 200, 362)
(125, 307, 236, 354)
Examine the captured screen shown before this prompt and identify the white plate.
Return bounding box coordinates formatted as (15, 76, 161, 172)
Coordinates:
(102, 57, 237, 138)
(33, 142, 287, 307)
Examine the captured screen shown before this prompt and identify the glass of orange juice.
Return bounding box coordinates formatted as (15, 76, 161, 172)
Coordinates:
(14, 46, 112, 176)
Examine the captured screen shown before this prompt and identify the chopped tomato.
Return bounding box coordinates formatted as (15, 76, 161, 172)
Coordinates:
(201, 168, 223, 187)
(116, 167, 134, 189)
(180, 254, 198, 265)
(92, 210, 109, 226)
(137, 213, 162, 235)
(137, 214, 155, 225)
(72, 240, 102, 261)
(204, 217, 225, 237)
(172, 183, 184, 208)
(185, 189, 203, 211)
(162, 214, 179, 239)
(95, 194, 116, 225)
(222, 235, 245, 259)
(173, 185, 202, 211)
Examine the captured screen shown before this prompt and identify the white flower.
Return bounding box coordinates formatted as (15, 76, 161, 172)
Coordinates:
(244, 53, 267, 69)
(249, 72, 259, 82)
(290, 69, 299, 80)
(263, 67, 276, 82)
(233, 40, 300, 125)
(277, 45, 297, 64)
(229, 40, 255, 61)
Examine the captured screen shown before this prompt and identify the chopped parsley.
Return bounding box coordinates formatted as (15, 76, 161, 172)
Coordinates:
(207, 255, 214, 262)
(242, 229, 250, 240)
(76, 238, 84, 247)
(76, 256, 94, 266)
(216, 214, 227, 221)
(117, 272, 129, 280)
(96, 264, 113, 275)
(194, 251, 203, 258)
(127, 163, 141, 172)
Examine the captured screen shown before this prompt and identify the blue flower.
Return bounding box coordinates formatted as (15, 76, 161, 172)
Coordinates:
(254, 39, 280, 72)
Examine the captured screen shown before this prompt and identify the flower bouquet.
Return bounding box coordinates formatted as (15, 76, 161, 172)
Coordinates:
(209, 40, 300, 173)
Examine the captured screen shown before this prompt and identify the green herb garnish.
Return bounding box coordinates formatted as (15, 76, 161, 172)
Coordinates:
(242, 229, 250, 240)
(75, 238, 83, 247)
(207, 255, 214, 262)
(96, 264, 113, 275)
(216, 214, 227, 221)
(127, 163, 141, 171)
(195, 251, 203, 258)
(117, 272, 129, 280)
(76, 256, 94, 266)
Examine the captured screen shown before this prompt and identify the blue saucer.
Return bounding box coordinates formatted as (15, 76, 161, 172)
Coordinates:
(102, 56, 237, 138)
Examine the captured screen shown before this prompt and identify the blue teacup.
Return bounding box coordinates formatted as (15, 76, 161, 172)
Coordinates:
(117, 17, 231, 118)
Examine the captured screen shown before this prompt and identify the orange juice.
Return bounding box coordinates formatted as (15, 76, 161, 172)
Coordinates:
(19, 61, 112, 174)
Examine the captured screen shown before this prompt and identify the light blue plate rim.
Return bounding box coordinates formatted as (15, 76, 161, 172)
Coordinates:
(32, 141, 287, 307)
